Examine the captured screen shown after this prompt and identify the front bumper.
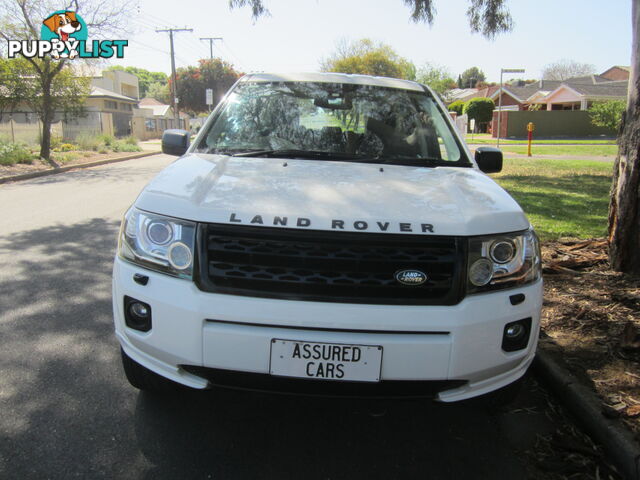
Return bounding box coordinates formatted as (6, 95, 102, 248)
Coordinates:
(113, 257, 542, 402)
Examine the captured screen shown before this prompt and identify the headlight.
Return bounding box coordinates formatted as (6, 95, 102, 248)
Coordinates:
(467, 228, 541, 294)
(118, 207, 196, 279)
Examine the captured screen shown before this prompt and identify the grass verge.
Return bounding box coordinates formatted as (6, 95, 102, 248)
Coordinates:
(500, 145, 618, 157)
(491, 158, 613, 241)
(468, 134, 616, 145)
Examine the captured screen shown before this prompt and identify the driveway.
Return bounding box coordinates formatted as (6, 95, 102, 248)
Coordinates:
(0, 154, 573, 479)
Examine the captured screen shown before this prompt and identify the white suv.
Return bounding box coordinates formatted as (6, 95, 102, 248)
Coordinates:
(113, 72, 542, 402)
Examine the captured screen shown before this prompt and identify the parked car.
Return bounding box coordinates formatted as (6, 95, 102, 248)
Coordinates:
(113, 72, 542, 403)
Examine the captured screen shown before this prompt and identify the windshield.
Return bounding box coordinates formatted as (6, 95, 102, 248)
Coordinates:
(195, 80, 468, 167)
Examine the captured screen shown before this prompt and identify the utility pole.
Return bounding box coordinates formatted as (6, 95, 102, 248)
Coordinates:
(496, 68, 525, 147)
(199, 37, 223, 60)
(156, 27, 193, 126)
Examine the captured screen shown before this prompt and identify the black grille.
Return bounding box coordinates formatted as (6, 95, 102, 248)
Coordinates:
(196, 224, 466, 305)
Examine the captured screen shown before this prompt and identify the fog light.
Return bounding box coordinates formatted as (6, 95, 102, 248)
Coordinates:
(469, 258, 493, 286)
(502, 318, 532, 352)
(129, 302, 149, 319)
(124, 296, 152, 332)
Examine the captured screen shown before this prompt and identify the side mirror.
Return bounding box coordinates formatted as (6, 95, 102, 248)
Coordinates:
(162, 129, 190, 156)
(475, 146, 503, 174)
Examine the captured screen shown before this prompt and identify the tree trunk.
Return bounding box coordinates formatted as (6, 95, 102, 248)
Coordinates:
(608, 0, 640, 273)
(39, 79, 57, 166)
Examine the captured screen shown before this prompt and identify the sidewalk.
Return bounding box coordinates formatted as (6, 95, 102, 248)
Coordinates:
(0, 149, 161, 184)
(139, 140, 162, 151)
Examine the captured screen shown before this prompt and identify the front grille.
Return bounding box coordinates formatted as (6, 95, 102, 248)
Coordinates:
(196, 224, 466, 305)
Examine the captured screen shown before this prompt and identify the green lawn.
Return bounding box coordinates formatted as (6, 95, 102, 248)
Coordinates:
(499, 144, 618, 157)
(491, 158, 613, 241)
(468, 134, 616, 145)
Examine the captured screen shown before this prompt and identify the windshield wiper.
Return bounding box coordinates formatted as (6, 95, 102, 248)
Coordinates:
(230, 149, 370, 160)
(373, 156, 469, 167)
(223, 149, 470, 167)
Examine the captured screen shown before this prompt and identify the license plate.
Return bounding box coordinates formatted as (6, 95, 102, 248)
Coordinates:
(269, 339, 383, 382)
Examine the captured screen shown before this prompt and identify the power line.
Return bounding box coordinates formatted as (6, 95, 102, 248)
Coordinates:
(156, 27, 193, 123)
(178, 34, 210, 60)
(200, 37, 223, 60)
(128, 38, 169, 55)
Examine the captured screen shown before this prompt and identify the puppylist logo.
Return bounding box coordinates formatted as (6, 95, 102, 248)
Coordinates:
(7, 10, 127, 60)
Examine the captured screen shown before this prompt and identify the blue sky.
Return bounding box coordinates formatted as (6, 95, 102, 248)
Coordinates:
(114, 0, 632, 82)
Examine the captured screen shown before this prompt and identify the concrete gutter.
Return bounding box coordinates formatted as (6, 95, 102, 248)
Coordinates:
(0, 151, 160, 185)
(534, 350, 640, 480)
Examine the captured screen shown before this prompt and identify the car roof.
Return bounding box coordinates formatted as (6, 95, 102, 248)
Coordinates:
(242, 72, 425, 92)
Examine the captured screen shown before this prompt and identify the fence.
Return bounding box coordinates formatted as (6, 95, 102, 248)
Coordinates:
(0, 118, 58, 145)
(491, 110, 617, 139)
(1, 112, 190, 144)
(132, 117, 189, 141)
(59, 112, 103, 141)
(1, 111, 113, 144)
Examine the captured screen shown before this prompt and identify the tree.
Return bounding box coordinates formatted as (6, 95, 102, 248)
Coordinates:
(147, 82, 171, 104)
(463, 97, 495, 124)
(588, 100, 626, 131)
(230, 0, 514, 38)
(542, 59, 596, 81)
(448, 100, 465, 116)
(609, 2, 640, 273)
(173, 58, 242, 113)
(0, 0, 133, 163)
(507, 78, 538, 86)
(416, 63, 456, 96)
(107, 66, 168, 99)
(0, 56, 90, 123)
(0, 58, 32, 121)
(230, 0, 640, 274)
(320, 38, 416, 80)
(459, 67, 486, 88)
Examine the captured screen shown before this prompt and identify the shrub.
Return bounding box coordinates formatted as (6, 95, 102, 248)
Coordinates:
(112, 140, 142, 153)
(124, 135, 138, 146)
(52, 152, 81, 164)
(98, 146, 109, 154)
(60, 143, 76, 152)
(589, 100, 625, 131)
(0, 140, 35, 166)
(97, 134, 115, 146)
(50, 135, 63, 150)
(448, 100, 465, 116)
(76, 133, 101, 151)
(463, 97, 495, 124)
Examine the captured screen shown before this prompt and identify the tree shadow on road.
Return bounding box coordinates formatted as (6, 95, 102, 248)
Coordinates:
(0, 218, 142, 479)
(0, 217, 554, 480)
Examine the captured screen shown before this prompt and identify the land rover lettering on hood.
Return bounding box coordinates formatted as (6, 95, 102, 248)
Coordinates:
(113, 72, 542, 403)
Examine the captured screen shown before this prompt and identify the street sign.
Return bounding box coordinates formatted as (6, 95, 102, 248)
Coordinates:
(470, 118, 476, 131)
(206, 88, 213, 106)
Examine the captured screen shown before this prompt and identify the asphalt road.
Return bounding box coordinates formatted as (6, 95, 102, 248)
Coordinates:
(0, 154, 561, 479)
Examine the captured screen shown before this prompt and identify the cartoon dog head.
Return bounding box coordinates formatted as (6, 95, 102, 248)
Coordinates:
(42, 11, 82, 42)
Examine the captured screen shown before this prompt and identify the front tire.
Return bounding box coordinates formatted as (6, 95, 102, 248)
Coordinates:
(120, 348, 179, 392)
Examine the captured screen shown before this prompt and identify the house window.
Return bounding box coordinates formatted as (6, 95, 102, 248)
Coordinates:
(120, 103, 132, 111)
(105, 100, 118, 110)
(145, 119, 156, 131)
